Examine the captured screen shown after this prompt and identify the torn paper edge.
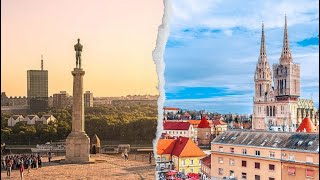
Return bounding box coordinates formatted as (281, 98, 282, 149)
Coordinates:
(152, 0, 170, 179)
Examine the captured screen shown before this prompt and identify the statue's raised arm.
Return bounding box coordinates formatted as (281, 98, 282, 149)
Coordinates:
(75, 38, 83, 68)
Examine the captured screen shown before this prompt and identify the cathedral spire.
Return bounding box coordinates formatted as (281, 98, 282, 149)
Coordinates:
(259, 21, 267, 61)
(280, 15, 293, 64)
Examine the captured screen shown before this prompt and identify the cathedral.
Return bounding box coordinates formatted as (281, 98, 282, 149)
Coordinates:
(252, 16, 318, 132)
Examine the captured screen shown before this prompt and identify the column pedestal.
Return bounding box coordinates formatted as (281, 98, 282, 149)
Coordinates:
(64, 68, 92, 163)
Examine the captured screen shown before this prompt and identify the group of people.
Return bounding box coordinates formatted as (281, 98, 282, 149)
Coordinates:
(1, 153, 43, 179)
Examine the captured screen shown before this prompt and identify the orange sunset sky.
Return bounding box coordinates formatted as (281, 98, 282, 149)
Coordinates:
(1, 0, 163, 97)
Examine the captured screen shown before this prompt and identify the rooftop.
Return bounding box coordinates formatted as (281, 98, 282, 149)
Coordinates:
(212, 130, 319, 152)
(163, 122, 191, 130)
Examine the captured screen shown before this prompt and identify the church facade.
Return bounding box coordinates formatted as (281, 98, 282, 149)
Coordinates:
(252, 16, 318, 131)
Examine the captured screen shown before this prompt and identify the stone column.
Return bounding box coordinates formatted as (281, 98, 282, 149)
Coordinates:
(72, 69, 85, 132)
(65, 68, 91, 163)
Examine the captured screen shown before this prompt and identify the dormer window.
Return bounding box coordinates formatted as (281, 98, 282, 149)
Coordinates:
(297, 140, 303, 146)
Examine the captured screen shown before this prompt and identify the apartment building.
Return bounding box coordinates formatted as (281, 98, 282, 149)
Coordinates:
(209, 130, 318, 180)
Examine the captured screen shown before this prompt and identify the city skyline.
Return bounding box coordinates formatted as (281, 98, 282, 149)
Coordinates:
(1, 0, 163, 97)
(164, 0, 319, 114)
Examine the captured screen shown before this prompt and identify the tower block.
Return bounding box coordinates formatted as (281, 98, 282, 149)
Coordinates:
(65, 68, 91, 163)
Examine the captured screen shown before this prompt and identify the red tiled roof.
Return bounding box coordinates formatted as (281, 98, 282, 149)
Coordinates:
(157, 139, 176, 155)
(164, 107, 180, 110)
(201, 154, 211, 168)
(157, 137, 205, 157)
(296, 117, 317, 133)
(198, 117, 211, 128)
(212, 120, 227, 126)
(163, 122, 191, 130)
(171, 137, 206, 157)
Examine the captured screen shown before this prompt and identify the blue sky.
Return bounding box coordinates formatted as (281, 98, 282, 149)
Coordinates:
(164, 0, 319, 114)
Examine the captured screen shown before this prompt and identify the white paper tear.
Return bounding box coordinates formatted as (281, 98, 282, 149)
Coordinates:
(152, 0, 170, 179)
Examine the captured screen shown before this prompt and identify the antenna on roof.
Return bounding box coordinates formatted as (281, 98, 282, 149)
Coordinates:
(41, 54, 44, 70)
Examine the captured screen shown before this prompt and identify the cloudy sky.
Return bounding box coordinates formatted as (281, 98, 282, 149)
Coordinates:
(164, 0, 319, 114)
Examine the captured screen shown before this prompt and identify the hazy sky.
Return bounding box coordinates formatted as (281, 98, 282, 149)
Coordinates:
(1, 0, 163, 97)
(165, 0, 319, 114)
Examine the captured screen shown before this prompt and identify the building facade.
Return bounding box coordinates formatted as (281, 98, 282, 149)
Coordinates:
(163, 121, 195, 140)
(84, 91, 93, 107)
(253, 17, 317, 131)
(27, 69, 48, 113)
(209, 130, 319, 180)
(53, 91, 71, 108)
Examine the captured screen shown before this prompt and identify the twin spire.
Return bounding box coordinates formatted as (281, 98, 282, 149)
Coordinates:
(280, 15, 293, 64)
(259, 22, 267, 60)
(259, 15, 292, 64)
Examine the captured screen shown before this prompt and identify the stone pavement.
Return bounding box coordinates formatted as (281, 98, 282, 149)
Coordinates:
(1, 154, 156, 180)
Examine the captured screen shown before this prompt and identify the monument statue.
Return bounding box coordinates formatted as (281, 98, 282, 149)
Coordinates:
(74, 38, 83, 68)
(64, 38, 92, 164)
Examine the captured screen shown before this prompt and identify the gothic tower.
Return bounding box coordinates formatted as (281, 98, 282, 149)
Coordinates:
(253, 22, 273, 130)
(273, 15, 300, 99)
(254, 22, 273, 102)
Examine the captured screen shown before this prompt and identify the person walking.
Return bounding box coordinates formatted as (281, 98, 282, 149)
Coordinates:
(27, 158, 31, 174)
(124, 148, 129, 161)
(19, 162, 24, 180)
(48, 152, 52, 163)
(6, 160, 12, 177)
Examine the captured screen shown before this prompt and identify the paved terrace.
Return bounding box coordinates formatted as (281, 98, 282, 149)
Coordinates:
(1, 154, 156, 180)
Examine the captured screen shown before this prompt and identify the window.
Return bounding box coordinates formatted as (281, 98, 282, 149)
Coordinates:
(230, 170, 234, 177)
(306, 156, 313, 163)
(190, 159, 194, 165)
(242, 172, 247, 179)
(218, 146, 223, 152)
(288, 167, 296, 175)
(218, 168, 223, 175)
(269, 164, 275, 171)
(255, 175, 260, 180)
(269, 178, 275, 180)
(190, 168, 193, 173)
(182, 160, 186, 165)
(242, 149, 247, 155)
(255, 162, 260, 169)
(206, 132, 209, 138)
(306, 169, 314, 178)
(218, 157, 223, 164)
(229, 159, 235, 166)
(180, 132, 182, 134)
(161, 157, 166, 161)
(255, 150, 261, 156)
(230, 147, 235, 153)
(242, 160, 247, 167)
(269, 152, 275, 158)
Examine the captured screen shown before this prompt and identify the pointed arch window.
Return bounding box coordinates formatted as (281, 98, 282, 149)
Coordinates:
(259, 84, 262, 97)
(267, 106, 269, 116)
(273, 106, 276, 116)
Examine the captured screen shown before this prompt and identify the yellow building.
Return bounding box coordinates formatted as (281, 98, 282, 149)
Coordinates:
(157, 137, 206, 175)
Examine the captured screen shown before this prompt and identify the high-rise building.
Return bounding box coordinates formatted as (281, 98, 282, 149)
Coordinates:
(53, 91, 71, 108)
(253, 16, 317, 131)
(84, 91, 93, 107)
(27, 56, 48, 113)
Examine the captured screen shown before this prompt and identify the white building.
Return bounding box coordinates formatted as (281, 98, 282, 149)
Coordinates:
(25, 115, 40, 125)
(8, 115, 25, 126)
(7, 114, 57, 126)
(163, 121, 195, 140)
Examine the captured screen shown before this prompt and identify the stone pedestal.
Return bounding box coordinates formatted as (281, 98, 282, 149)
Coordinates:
(65, 68, 91, 163)
(65, 132, 90, 163)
